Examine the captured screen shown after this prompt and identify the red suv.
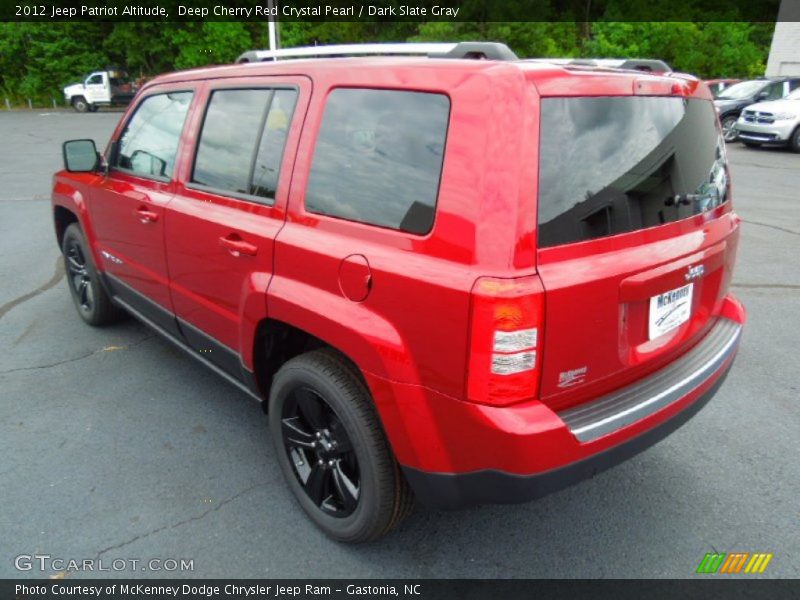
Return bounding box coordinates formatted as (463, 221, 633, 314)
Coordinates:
(52, 42, 745, 542)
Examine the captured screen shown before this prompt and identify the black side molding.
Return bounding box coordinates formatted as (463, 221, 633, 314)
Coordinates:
(103, 273, 262, 403)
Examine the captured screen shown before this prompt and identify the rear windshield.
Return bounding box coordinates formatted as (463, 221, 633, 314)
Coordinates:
(538, 97, 727, 248)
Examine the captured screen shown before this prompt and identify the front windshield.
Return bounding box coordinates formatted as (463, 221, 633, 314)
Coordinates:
(718, 80, 767, 100)
(787, 88, 800, 100)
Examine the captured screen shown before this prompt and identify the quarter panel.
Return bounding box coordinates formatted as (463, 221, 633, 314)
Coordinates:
(276, 65, 534, 399)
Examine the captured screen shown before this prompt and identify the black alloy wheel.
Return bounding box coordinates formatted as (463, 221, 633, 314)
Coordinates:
(61, 223, 122, 326)
(65, 237, 95, 315)
(281, 386, 360, 517)
(268, 349, 413, 542)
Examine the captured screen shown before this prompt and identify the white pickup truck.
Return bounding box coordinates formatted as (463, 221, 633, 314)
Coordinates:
(63, 69, 137, 112)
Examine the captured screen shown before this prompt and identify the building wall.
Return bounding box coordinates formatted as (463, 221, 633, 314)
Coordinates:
(766, 3, 800, 76)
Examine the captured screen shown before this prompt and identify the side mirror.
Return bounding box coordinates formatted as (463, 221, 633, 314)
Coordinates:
(756, 91, 770, 100)
(62, 139, 99, 172)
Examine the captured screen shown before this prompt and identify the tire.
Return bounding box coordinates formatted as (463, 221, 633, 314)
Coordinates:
(268, 349, 413, 542)
(790, 126, 800, 153)
(62, 224, 122, 326)
(72, 96, 89, 113)
(721, 115, 739, 142)
(742, 141, 762, 149)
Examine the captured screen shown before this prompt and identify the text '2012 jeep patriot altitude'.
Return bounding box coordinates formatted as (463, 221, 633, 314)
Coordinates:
(52, 42, 745, 542)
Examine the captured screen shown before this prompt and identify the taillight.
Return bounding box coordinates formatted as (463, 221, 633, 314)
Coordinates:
(466, 275, 545, 407)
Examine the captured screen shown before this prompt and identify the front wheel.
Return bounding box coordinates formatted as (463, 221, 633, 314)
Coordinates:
(268, 349, 413, 542)
(62, 224, 123, 326)
(790, 126, 800, 153)
(71, 96, 89, 113)
(721, 115, 739, 142)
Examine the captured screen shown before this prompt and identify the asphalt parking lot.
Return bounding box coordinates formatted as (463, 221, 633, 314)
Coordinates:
(1, 109, 798, 579)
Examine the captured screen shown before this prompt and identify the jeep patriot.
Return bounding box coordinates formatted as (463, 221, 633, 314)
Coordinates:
(52, 42, 745, 542)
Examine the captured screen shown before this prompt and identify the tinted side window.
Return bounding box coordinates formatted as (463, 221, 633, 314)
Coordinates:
(193, 90, 268, 196)
(87, 74, 102, 85)
(116, 92, 193, 179)
(193, 88, 297, 202)
(305, 89, 450, 234)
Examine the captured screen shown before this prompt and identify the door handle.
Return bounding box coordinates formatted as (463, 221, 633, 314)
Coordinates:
(219, 234, 258, 257)
(135, 206, 159, 223)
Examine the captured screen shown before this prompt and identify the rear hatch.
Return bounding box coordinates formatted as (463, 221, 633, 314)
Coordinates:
(535, 90, 740, 410)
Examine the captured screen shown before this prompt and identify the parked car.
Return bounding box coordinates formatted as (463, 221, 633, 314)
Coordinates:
(705, 78, 741, 97)
(52, 42, 745, 542)
(63, 69, 136, 112)
(735, 88, 800, 151)
(714, 77, 800, 141)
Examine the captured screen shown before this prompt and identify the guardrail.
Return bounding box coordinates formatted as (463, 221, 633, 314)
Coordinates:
(4, 96, 61, 110)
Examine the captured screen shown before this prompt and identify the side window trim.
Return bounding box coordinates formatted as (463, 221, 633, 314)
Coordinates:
(186, 84, 298, 206)
(110, 88, 195, 184)
(245, 90, 276, 198)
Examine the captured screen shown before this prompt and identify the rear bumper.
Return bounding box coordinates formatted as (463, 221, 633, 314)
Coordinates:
(404, 363, 731, 508)
(391, 296, 744, 509)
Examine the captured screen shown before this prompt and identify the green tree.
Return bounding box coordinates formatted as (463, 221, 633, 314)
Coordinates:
(0, 17, 777, 107)
(102, 23, 182, 76)
(413, 22, 582, 58)
(0, 23, 110, 102)
(173, 22, 254, 69)
(587, 22, 768, 78)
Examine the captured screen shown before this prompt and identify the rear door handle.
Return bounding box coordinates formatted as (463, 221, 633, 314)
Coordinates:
(135, 206, 159, 223)
(219, 234, 258, 257)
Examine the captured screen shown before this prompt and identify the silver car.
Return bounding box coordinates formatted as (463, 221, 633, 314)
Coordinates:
(735, 88, 800, 152)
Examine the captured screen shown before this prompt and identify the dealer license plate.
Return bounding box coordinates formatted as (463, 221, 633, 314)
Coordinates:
(649, 283, 693, 340)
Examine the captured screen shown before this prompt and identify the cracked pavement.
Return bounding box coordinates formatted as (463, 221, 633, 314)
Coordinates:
(0, 110, 798, 579)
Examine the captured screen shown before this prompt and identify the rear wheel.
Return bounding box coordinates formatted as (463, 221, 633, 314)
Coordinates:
(71, 96, 89, 113)
(721, 115, 739, 142)
(62, 224, 122, 326)
(790, 126, 800, 153)
(268, 349, 413, 542)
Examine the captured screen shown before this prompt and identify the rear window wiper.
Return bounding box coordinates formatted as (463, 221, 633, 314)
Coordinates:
(664, 193, 712, 207)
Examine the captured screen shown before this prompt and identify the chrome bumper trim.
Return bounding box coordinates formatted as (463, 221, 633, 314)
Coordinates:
(559, 319, 742, 443)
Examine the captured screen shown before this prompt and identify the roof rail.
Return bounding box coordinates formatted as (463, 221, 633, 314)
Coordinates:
(523, 57, 672, 73)
(236, 42, 518, 64)
(430, 42, 519, 61)
(237, 43, 455, 63)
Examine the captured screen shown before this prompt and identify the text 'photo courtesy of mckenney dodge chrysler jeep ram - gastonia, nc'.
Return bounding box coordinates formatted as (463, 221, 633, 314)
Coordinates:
(50, 42, 746, 543)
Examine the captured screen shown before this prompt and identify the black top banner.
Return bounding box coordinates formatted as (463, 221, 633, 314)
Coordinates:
(0, 0, 787, 22)
(4, 579, 800, 600)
